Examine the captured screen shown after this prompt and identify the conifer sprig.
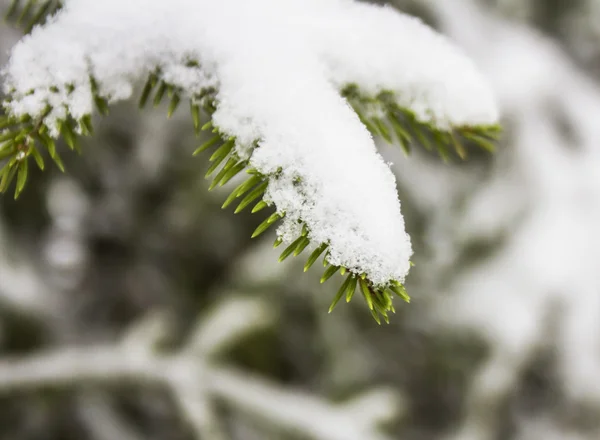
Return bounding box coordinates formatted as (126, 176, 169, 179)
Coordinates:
(0, 65, 499, 322)
(1, 106, 70, 197)
(341, 84, 501, 160)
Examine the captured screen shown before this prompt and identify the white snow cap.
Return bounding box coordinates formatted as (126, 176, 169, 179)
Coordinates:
(2, 0, 498, 286)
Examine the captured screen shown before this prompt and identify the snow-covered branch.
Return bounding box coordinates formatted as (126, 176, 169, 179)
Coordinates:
(0, 298, 401, 440)
(0, 0, 499, 320)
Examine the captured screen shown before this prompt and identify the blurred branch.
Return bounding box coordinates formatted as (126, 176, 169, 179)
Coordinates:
(210, 366, 399, 440)
(0, 220, 57, 317)
(0, 298, 399, 440)
(186, 295, 275, 357)
(76, 393, 147, 440)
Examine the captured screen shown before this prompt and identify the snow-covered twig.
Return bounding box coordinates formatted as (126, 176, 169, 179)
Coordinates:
(0, 298, 401, 440)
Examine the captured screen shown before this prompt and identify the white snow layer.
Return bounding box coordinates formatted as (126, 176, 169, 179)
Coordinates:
(1, 0, 498, 286)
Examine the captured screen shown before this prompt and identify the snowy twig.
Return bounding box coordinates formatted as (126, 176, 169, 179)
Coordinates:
(0, 298, 400, 440)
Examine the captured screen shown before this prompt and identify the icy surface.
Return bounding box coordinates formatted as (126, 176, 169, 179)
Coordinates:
(1, 0, 499, 285)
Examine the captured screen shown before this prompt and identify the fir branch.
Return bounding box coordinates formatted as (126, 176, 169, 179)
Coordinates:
(0, 64, 500, 322)
(0, 2, 502, 322)
(0, 71, 415, 322)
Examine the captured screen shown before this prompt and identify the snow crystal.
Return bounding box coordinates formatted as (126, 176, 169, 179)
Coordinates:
(1, 0, 499, 285)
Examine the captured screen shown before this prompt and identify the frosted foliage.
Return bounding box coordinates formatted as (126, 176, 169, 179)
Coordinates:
(1, 0, 498, 285)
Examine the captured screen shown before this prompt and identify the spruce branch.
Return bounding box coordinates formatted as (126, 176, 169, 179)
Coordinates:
(0, 68, 422, 323)
(0, 64, 499, 322)
(0, 1, 501, 322)
(0, 55, 500, 323)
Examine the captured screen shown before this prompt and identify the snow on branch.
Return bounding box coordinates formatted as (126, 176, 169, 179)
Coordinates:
(313, 1, 498, 129)
(0, 0, 499, 321)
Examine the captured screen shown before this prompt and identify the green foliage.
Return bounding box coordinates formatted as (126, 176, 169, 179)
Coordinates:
(4, 0, 62, 33)
(0, 29, 500, 322)
(341, 84, 501, 160)
(1, 109, 63, 197)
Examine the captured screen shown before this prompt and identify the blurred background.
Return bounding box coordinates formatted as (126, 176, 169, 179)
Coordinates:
(2, 1, 600, 439)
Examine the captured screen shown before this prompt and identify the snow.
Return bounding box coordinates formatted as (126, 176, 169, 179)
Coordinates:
(1, 0, 498, 286)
